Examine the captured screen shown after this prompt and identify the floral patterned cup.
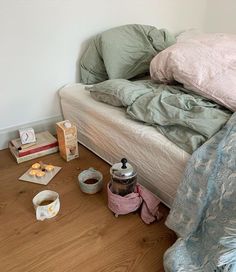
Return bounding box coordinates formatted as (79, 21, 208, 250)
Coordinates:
(32, 190, 60, 221)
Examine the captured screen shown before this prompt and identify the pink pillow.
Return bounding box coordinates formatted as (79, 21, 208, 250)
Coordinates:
(150, 33, 236, 111)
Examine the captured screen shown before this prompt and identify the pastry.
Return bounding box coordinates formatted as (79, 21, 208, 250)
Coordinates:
(45, 164, 54, 172)
(36, 170, 46, 178)
(31, 163, 41, 170)
(29, 170, 38, 176)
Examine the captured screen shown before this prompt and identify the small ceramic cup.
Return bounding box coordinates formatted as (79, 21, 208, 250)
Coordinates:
(32, 190, 60, 221)
(78, 168, 103, 194)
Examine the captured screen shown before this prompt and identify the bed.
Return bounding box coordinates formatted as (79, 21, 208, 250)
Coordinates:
(59, 83, 190, 207)
(59, 26, 234, 209)
(60, 25, 236, 270)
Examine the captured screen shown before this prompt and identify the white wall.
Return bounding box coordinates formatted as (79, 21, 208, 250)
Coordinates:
(0, 0, 207, 147)
(205, 0, 236, 33)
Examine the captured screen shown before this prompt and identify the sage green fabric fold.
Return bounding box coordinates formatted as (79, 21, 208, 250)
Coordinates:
(87, 79, 231, 153)
(80, 35, 108, 84)
(80, 24, 175, 84)
(86, 79, 152, 107)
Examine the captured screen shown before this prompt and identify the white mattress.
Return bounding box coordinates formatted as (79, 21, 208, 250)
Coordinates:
(59, 84, 190, 207)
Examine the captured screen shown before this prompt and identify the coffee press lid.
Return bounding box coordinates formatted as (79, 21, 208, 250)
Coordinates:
(110, 158, 136, 180)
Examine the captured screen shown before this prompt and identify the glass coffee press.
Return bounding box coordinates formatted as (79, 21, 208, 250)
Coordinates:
(110, 158, 137, 196)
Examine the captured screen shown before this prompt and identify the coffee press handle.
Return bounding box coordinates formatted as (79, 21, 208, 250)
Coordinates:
(121, 158, 127, 169)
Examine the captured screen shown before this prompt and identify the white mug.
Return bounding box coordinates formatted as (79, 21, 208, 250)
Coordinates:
(32, 190, 60, 221)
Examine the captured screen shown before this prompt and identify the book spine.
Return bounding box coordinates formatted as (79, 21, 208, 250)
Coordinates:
(9, 145, 59, 164)
(18, 142, 58, 157)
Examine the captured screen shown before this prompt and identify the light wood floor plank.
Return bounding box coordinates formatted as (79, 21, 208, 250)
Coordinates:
(0, 145, 176, 272)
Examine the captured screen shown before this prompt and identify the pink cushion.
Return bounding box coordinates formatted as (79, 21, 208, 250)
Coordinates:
(150, 33, 236, 111)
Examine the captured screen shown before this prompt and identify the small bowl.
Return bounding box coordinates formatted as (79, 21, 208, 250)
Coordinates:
(78, 168, 103, 194)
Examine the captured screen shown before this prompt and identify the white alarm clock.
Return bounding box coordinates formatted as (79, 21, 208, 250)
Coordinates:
(19, 128, 36, 144)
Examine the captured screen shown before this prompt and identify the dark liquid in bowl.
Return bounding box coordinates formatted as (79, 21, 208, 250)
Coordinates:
(39, 200, 54, 206)
(84, 178, 98, 184)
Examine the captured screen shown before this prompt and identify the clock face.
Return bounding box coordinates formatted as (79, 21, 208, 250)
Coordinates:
(19, 128, 36, 144)
(22, 131, 31, 141)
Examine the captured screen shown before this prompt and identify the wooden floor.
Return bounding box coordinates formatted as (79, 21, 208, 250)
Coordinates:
(0, 145, 176, 272)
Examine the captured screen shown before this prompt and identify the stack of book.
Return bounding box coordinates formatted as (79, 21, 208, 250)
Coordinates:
(9, 131, 58, 163)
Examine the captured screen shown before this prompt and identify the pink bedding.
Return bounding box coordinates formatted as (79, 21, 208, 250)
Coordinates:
(150, 33, 236, 111)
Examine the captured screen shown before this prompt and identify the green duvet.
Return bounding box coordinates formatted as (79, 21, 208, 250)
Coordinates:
(87, 79, 231, 153)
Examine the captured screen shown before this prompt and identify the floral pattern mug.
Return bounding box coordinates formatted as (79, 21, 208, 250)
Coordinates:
(32, 190, 60, 221)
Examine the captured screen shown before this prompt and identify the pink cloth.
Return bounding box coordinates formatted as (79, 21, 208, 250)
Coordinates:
(107, 183, 162, 224)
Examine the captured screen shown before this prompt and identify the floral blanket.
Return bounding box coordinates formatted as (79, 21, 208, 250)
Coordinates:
(164, 113, 236, 271)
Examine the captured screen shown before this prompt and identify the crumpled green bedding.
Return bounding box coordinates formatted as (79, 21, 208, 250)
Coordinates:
(87, 79, 231, 153)
(80, 24, 175, 84)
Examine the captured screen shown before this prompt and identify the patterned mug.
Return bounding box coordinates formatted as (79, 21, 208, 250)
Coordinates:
(32, 190, 60, 221)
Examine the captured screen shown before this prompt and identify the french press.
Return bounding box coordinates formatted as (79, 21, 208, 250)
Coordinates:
(110, 158, 137, 196)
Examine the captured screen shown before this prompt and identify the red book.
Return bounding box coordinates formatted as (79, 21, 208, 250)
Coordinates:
(18, 142, 58, 157)
(11, 131, 58, 157)
(9, 142, 59, 164)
